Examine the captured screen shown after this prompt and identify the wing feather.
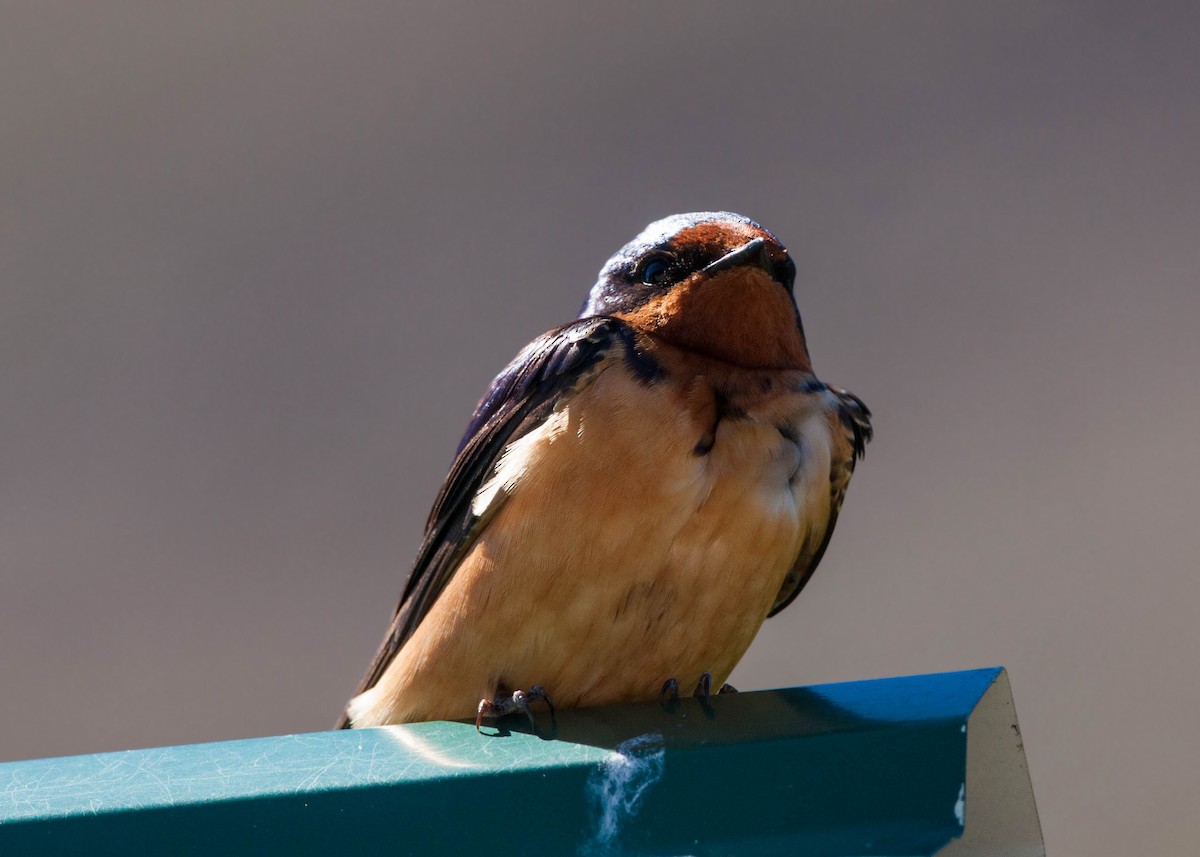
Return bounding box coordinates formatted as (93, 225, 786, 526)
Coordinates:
(768, 388, 872, 617)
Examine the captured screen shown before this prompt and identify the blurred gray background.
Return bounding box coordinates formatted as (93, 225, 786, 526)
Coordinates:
(3, 2, 1198, 852)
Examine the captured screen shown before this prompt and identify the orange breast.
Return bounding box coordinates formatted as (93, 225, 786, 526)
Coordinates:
(347, 347, 835, 726)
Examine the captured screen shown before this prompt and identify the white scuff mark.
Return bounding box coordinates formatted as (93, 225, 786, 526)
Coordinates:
(954, 782, 965, 826)
(380, 725, 481, 770)
(579, 732, 666, 856)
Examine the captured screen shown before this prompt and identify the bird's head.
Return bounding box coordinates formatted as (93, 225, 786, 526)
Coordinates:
(582, 212, 811, 371)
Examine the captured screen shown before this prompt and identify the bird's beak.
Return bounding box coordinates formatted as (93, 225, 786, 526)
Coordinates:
(702, 237, 773, 277)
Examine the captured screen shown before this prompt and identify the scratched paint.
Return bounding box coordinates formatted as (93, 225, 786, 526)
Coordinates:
(578, 732, 668, 856)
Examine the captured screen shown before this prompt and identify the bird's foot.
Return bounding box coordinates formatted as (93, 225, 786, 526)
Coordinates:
(659, 678, 681, 712)
(476, 685, 556, 738)
(692, 672, 737, 700)
(660, 673, 737, 714)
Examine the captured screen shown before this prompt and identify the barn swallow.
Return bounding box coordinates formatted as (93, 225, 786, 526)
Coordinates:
(338, 212, 871, 731)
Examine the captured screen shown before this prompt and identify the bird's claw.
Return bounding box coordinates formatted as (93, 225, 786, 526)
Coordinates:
(660, 672, 736, 715)
(660, 678, 681, 712)
(476, 685, 556, 737)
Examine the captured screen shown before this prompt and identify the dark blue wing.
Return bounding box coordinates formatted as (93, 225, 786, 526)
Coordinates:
(341, 316, 658, 716)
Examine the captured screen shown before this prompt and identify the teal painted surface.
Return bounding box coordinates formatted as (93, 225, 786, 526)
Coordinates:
(0, 668, 1002, 856)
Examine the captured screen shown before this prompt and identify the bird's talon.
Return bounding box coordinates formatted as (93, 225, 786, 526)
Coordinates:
(527, 684, 557, 732)
(693, 672, 713, 704)
(660, 678, 681, 712)
(718, 683, 738, 695)
(475, 698, 494, 733)
(660, 678, 680, 703)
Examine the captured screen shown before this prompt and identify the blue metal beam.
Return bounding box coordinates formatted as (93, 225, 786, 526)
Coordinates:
(0, 667, 1042, 855)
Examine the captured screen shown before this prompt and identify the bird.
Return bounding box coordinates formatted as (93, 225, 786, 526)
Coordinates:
(337, 212, 871, 731)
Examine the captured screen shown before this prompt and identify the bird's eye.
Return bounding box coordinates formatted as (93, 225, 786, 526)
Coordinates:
(639, 256, 672, 285)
